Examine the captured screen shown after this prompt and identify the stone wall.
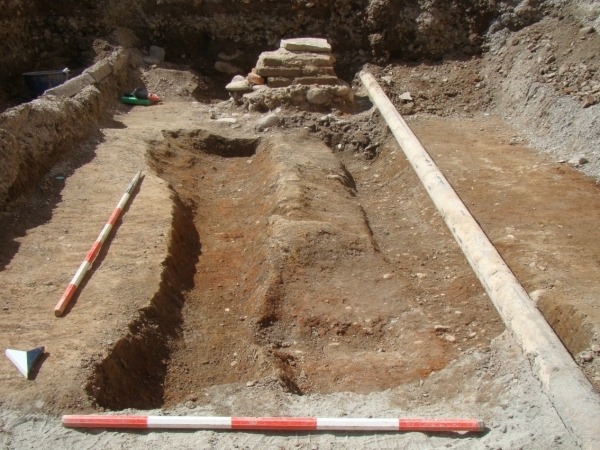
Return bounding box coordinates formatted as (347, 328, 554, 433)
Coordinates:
(0, 49, 129, 209)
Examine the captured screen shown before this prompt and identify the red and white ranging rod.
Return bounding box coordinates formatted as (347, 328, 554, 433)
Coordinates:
(62, 415, 485, 432)
(54, 171, 142, 317)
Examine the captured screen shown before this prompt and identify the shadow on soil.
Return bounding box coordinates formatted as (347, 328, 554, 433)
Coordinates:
(85, 193, 200, 410)
(85, 128, 259, 410)
(0, 130, 103, 272)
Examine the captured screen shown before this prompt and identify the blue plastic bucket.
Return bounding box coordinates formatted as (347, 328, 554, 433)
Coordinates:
(23, 69, 69, 96)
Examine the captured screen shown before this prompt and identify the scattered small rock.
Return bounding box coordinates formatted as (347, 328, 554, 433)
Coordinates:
(579, 26, 594, 35)
(382, 273, 392, 279)
(568, 155, 588, 166)
(582, 95, 596, 108)
(591, 344, 600, 353)
(434, 325, 451, 332)
(444, 334, 456, 342)
(528, 289, 546, 305)
(579, 351, 594, 363)
(246, 380, 255, 387)
(399, 91, 413, 102)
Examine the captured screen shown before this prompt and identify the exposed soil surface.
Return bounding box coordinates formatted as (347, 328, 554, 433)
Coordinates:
(0, 88, 598, 448)
(1, 88, 600, 410)
(1, 1, 600, 447)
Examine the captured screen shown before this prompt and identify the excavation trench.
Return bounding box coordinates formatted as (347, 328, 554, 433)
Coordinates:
(85, 126, 505, 410)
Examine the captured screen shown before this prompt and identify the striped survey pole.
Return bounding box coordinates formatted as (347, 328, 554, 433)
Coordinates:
(54, 171, 142, 317)
(62, 415, 485, 432)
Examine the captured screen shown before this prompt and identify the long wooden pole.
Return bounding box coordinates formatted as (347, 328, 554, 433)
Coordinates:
(360, 71, 600, 449)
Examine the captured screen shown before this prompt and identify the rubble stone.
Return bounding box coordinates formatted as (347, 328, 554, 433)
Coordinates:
(247, 71, 265, 85)
(307, 87, 331, 105)
(215, 61, 242, 75)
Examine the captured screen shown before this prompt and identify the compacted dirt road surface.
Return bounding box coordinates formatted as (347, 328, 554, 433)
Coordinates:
(1, 93, 599, 448)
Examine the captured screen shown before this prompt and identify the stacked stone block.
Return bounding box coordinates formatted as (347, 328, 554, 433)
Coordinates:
(226, 38, 354, 109)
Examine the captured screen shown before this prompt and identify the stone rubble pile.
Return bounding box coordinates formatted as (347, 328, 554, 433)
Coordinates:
(226, 38, 354, 110)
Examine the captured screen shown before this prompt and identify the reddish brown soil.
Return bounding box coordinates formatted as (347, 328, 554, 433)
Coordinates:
(142, 124, 504, 409)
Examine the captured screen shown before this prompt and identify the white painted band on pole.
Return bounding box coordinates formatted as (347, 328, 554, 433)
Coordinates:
(97, 224, 113, 244)
(359, 71, 600, 449)
(54, 171, 142, 317)
(70, 261, 91, 286)
(148, 416, 232, 429)
(317, 418, 398, 431)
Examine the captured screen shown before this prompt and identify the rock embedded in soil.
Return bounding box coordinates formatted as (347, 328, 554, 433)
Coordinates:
(568, 155, 589, 166)
(149, 45, 166, 62)
(215, 61, 242, 75)
(582, 95, 596, 108)
(307, 87, 331, 105)
(256, 114, 283, 131)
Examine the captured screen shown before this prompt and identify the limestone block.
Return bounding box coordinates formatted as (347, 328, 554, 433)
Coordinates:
(256, 66, 303, 77)
(84, 60, 112, 82)
(268, 77, 294, 88)
(44, 73, 95, 97)
(280, 38, 332, 53)
(111, 49, 129, 74)
(258, 48, 335, 68)
(293, 76, 340, 86)
(302, 65, 336, 76)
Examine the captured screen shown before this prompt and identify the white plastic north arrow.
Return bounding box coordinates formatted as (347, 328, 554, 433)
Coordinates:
(5, 347, 45, 378)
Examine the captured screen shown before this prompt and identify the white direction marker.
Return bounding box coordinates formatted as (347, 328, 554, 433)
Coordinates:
(5, 347, 45, 378)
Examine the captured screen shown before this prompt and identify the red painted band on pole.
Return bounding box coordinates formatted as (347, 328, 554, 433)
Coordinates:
(54, 171, 142, 317)
(107, 208, 122, 226)
(63, 415, 148, 428)
(232, 417, 317, 430)
(399, 419, 484, 432)
(62, 415, 485, 432)
(85, 241, 102, 263)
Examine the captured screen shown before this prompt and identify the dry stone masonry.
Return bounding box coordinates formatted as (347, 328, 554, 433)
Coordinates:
(226, 38, 354, 110)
